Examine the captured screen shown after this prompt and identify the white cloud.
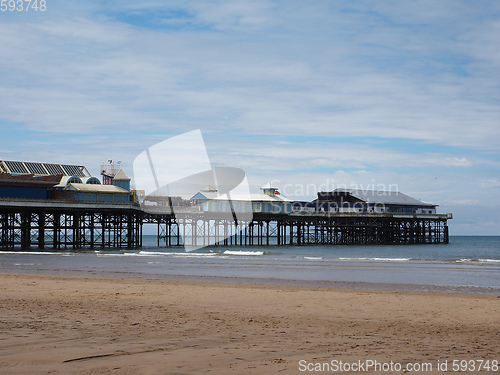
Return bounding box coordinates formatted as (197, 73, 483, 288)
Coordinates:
(480, 179, 500, 188)
(1, 0, 500, 234)
(0, 2, 499, 149)
(188, 0, 276, 31)
(441, 199, 481, 206)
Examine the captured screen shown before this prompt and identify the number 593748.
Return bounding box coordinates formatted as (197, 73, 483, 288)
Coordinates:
(1, 0, 47, 12)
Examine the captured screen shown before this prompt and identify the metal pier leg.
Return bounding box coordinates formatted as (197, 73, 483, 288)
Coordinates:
(21, 211, 30, 250)
(266, 221, 269, 246)
(38, 212, 45, 249)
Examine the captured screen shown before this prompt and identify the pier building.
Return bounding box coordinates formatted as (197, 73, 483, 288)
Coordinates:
(100, 161, 121, 185)
(65, 168, 132, 203)
(190, 185, 218, 204)
(0, 159, 451, 250)
(202, 183, 292, 214)
(64, 183, 131, 203)
(54, 176, 101, 189)
(0, 173, 62, 200)
(111, 169, 131, 191)
(0, 160, 141, 250)
(313, 189, 437, 214)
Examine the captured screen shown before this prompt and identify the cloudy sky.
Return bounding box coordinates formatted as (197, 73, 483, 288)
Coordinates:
(1, 1, 499, 234)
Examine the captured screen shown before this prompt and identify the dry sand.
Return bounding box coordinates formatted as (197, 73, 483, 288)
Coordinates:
(0, 272, 499, 374)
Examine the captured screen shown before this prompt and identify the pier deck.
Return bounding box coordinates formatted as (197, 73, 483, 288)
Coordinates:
(148, 211, 451, 248)
(0, 199, 143, 249)
(0, 200, 450, 249)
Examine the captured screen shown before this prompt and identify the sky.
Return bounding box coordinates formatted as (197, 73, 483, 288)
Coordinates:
(1, 0, 499, 235)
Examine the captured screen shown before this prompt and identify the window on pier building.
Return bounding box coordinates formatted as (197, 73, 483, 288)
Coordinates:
(67, 176, 82, 185)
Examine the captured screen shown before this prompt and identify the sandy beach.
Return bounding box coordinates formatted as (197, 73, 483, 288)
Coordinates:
(0, 273, 499, 374)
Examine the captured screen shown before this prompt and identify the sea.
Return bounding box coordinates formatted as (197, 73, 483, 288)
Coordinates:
(1, 236, 499, 294)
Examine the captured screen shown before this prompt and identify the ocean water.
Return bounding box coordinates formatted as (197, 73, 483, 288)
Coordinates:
(1, 236, 499, 294)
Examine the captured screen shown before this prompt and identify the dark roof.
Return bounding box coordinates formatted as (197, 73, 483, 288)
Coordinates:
(0, 173, 63, 188)
(317, 189, 437, 207)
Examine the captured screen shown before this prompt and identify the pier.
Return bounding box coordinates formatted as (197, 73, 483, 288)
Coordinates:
(0, 200, 143, 250)
(0, 199, 450, 250)
(149, 210, 451, 248)
(0, 160, 452, 250)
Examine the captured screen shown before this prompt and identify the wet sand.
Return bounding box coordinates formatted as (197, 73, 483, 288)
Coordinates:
(0, 272, 499, 374)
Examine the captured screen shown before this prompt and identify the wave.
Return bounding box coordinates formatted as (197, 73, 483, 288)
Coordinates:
(13, 263, 37, 266)
(137, 250, 266, 257)
(223, 250, 264, 256)
(455, 258, 500, 263)
(139, 251, 218, 258)
(94, 251, 218, 258)
(339, 257, 410, 262)
(0, 251, 69, 255)
(171, 252, 219, 258)
(97, 250, 266, 257)
(304, 256, 323, 260)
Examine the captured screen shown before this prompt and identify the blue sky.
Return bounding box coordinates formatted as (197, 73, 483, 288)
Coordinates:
(1, 0, 500, 234)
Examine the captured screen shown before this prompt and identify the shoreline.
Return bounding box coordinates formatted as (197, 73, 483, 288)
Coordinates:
(2, 267, 500, 295)
(1, 272, 499, 374)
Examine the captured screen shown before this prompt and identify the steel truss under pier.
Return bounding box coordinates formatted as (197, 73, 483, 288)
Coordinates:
(150, 212, 451, 247)
(0, 201, 142, 250)
(1, 200, 450, 250)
